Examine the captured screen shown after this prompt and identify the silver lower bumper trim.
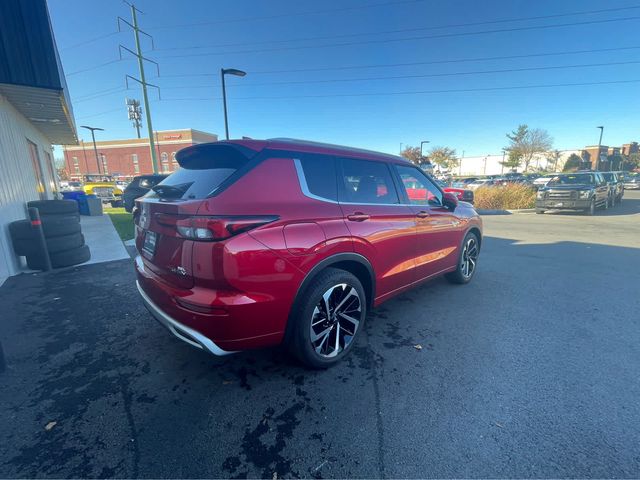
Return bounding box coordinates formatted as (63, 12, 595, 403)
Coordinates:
(136, 280, 234, 356)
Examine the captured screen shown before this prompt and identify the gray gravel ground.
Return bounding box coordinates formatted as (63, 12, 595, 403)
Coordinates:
(1, 192, 639, 478)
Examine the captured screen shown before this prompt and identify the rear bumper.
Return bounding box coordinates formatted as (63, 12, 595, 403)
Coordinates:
(137, 280, 233, 356)
(536, 198, 590, 210)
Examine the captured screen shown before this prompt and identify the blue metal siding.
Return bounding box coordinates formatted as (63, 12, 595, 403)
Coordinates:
(0, 0, 63, 90)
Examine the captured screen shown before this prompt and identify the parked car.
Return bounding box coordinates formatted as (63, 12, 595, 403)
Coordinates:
(123, 174, 168, 213)
(535, 172, 609, 215)
(134, 139, 483, 367)
(467, 179, 495, 191)
(600, 172, 624, 205)
(622, 172, 640, 190)
(82, 175, 123, 207)
(451, 177, 478, 188)
(436, 180, 474, 204)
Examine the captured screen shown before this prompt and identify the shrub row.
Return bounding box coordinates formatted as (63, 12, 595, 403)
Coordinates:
(473, 184, 536, 210)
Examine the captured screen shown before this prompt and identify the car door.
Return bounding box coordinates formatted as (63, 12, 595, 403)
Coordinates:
(336, 156, 417, 301)
(394, 164, 463, 281)
(594, 173, 609, 204)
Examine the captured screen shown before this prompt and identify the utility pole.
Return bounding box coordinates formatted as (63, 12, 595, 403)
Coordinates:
(119, 3, 160, 173)
(596, 126, 604, 171)
(459, 150, 464, 176)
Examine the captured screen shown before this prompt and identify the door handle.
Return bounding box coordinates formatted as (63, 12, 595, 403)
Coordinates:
(416, 211, 430, 218)
(347, 213, 370, 222)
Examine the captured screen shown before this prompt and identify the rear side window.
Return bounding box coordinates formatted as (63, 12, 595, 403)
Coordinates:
(297, 154, 337, 201)
(150, 144, 252, 199)
(339, 157, 399, 204)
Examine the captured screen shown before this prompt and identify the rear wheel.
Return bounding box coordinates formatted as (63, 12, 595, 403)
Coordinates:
(288, 268, 366, 368)
(445, 232, 480, 284)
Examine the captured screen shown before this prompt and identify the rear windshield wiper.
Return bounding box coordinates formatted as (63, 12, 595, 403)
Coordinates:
(151, 182, 193, 199)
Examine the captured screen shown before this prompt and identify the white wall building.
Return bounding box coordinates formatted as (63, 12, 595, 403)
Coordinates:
(0, 0, 78, 282)
(455, 150, 582, 176)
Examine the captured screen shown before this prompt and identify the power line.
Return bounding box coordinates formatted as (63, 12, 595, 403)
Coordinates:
(148, 0, 427, 30)
(73, 89, 127, 104)
(158, 78, 640, 101)
(160, 45, 640, 78)
(156, 60, 640, 89)
(60, 31, 120, 52)
(153, 4, 640, 52)
(73, 86, 125, 101)
(155, 16, 640, 59)
(66, 59, 123, 77)
(76, 107, 123, 119)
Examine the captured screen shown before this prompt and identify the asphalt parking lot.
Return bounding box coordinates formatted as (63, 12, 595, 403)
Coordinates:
(1, 191, 639, 478)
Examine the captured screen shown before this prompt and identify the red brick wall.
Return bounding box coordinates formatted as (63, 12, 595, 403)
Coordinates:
(64, 142, 193, 179)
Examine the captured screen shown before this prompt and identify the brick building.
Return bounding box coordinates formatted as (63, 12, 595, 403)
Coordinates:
(580, 141, 638, 170)
(63, 129, 217, 180)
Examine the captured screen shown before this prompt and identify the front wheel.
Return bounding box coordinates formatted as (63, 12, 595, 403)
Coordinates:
(288, 268, 366, 368)
(446, 232, 480, 285)
(585, 198, 596, 216)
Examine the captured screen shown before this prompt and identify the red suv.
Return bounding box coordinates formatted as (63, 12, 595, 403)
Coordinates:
(135, 139, 482, 367)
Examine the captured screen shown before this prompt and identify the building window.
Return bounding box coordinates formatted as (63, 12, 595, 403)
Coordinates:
(44, 151, 57, 193)
(74, 165, 80, 174)
(132, 153, 139, 174)
(100, 154, 108, 174)
(161, 152, 169, 173)
(171, 152, 178, 171)
(72, 156, 79, 166)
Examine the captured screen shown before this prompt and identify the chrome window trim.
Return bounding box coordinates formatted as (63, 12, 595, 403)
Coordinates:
(293, 157, 444, 208)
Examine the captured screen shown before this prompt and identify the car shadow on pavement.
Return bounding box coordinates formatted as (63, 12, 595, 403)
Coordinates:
(1, 236, 639, 478)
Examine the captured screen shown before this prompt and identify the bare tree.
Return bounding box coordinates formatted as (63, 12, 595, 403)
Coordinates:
(428, 146, 459, 171)
(545, 149, 561, 172)
(400, 146, 422, 164)
(505, 124, 553, 172)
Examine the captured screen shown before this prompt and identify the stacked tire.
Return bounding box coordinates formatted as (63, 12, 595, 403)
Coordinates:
(9, 200, 91, 270)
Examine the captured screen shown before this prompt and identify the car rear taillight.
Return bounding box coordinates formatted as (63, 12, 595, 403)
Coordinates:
(156, 214, 278, 241)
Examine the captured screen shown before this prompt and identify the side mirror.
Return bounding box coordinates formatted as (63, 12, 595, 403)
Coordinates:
(443, 192, 458, 210)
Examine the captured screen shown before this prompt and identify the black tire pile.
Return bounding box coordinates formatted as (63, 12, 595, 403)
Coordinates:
(9, 200, 91, 270)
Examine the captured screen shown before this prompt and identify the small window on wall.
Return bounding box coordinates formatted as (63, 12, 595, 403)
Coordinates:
(171, 152, 178, 171)
(132, 154, 140, 173)
(100, 154, 108, 174)
(27, 140, 46, 200)
(72, 156, 79, 166)
(161, 152, 169, 173)
(74, 165, 80, 174)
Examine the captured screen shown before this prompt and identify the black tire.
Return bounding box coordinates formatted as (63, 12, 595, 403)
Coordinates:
(14, 233, 85, 256)
(584, 198, 596, 216)
(9, 216, 80, 241)
(26, 245, 91, 270)
(42, 216, 81, 238)
(445, 231, 480, 285)
(535, 209, 545, 214)
(27, 200, 78, 215)
(288, 268, 366, 368)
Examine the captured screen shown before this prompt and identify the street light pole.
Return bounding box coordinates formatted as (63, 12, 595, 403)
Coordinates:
(220, 68, 247, 140)
(596, 126, 604, 171)
(420, 140, 430, 158)
(80, 125, 104, 175)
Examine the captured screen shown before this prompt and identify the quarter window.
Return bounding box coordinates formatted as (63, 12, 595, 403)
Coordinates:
(339, 158, 399, 204)
(297, 155, 338, 201)
(395, 165, 443, 206)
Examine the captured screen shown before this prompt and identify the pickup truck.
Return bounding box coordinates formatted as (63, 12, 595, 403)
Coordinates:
(535, 172, 609, 215)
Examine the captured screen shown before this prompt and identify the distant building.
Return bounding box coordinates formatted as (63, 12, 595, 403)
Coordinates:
(621, 142, 639, 156)
(62, 129, 218, 179)
(0, 0, 77, 280)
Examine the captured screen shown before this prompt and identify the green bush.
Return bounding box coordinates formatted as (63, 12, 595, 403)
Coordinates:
(473, 184, 536, 210)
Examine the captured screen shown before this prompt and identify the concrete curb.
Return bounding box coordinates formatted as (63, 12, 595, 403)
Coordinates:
(477, 208, 536, 215)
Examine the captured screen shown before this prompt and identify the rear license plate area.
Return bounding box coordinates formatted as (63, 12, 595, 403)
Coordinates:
(142, 230, 157, 257)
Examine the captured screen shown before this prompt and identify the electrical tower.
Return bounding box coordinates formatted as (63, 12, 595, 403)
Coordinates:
(118, 2, 160, 173)
(126, 98, 142, 138)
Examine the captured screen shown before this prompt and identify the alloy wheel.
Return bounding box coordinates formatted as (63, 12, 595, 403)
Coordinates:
(461, 237, 479, 279)
(310, 283, 362, 358)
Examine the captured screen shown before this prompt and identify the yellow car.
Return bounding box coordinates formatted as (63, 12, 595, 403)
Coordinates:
(82, 175, 124, 207)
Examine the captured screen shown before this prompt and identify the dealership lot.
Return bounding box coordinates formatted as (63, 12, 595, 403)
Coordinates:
(1, 192, 639, 478)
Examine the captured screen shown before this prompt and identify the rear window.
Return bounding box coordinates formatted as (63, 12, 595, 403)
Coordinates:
(149, 144, 252, 199)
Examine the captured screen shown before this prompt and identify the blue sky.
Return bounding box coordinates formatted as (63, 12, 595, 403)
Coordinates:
(49, 0, 640, 157)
